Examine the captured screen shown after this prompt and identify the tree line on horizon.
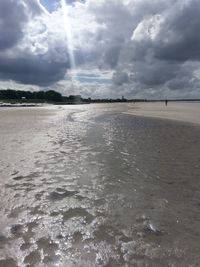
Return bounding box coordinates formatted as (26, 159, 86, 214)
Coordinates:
(0, 89, 63, 102)
(0, 89, 152, 103)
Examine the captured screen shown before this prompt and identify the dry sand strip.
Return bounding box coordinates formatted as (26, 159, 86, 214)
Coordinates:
(124, 102, 200, 125)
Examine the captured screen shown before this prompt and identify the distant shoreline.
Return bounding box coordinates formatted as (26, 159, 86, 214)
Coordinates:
(1, 101, 200, 126)
(0, 103, 41, 108)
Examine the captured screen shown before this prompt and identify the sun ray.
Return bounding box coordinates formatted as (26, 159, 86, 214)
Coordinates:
(60, 0, 76, 71)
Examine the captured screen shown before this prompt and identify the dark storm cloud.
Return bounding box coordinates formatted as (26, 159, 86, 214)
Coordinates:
(0, 0, 45, 51)
(166, 62, 200, 91)
(131, 60, 179, 86)
(0, 0, 28, 51)
(154, 0, 200, 62)
(110, 0, 200, 96)
(104, 44, 122, 68)
(0, 55, 69, 86)
(112, 71, 129, 86)
(0, 0, 70, 86)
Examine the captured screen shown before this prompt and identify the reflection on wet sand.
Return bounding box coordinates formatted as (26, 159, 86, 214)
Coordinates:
(0, 104, 200, 266)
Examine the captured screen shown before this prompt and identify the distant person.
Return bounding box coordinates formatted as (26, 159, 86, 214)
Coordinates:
(165, 100, 168, 106)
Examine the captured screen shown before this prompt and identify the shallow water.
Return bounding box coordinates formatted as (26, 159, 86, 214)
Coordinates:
(0, 104, 200, 267)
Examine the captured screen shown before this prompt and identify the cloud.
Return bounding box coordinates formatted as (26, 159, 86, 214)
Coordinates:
(0, 55, 68, 86)
(131, 0, 200, 62)
(0, 0, 47, 51)
(0, 0, 28, 51)
(0, 0, 200, 98)
(112, 71, 129, 86)
(0, 0, 71, 85)
(154, 0, 200, 62)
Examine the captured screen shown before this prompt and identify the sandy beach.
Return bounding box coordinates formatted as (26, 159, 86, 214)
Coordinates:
(0, 106, 59, 180)
(125, 102, 200, 125)
(0, 104, 200, 266)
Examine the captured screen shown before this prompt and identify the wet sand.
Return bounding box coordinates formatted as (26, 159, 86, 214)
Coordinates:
(125, 102, 200, 125)
(0, 104, 200, 267)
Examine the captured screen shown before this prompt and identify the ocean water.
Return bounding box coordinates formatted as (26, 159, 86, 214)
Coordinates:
(0, 104, 200, 267)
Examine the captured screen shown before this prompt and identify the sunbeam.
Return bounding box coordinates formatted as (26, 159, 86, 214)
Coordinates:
(60, 0, 76, 71)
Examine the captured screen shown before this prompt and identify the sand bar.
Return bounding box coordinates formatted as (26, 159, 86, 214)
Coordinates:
(125, 102, 200, 125)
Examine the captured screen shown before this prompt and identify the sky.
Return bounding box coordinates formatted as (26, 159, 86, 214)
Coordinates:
(0, 0, 200, 99)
